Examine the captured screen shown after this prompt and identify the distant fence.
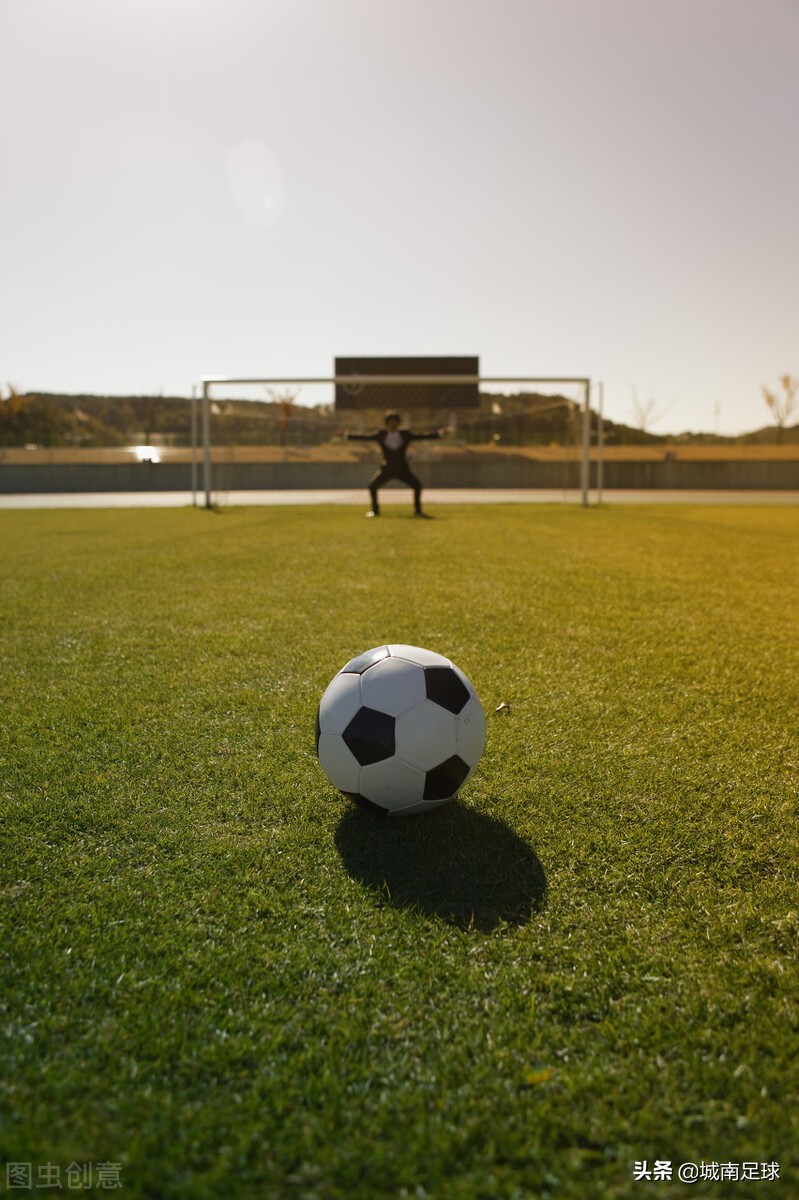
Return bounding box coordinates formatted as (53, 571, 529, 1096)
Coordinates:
(2, 458, 798, 493)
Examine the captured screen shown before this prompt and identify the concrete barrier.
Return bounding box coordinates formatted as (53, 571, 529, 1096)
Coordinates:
(1, 457, 798, 493)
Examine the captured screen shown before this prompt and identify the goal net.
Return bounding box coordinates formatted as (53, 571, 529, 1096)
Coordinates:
(196, 370, 593, 507)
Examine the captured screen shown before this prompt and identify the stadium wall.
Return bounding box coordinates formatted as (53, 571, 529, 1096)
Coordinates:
(2, 458, 799, 493)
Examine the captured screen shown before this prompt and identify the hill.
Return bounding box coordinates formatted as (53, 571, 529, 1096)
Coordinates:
(1, 389, 796, 449)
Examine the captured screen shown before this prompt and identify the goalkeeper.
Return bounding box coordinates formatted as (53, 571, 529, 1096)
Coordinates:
(343, 411, 449, 518)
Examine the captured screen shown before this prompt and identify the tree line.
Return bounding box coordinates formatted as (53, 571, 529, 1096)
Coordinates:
(1, 383, 796, 448)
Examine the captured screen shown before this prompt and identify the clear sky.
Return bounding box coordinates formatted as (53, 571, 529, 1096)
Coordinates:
(2, 0, 797, 436)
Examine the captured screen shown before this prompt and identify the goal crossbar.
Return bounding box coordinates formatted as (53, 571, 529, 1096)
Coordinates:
(203, 374, 590, 386)
(200, 374, 593, 508)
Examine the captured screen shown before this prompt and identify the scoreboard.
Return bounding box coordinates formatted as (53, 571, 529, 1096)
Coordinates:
(335, 356, 480, 410)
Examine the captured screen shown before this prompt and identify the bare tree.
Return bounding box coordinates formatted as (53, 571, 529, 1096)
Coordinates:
(761, 375, 798, 443)
(266, 387, 298, 446)
(629, 386, 669, 435)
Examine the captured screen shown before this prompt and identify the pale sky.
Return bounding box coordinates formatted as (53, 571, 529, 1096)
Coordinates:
(2, 0, 797, 436)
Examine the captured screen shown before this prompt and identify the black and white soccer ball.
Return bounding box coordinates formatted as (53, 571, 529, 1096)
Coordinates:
(316, 644, 486, 816)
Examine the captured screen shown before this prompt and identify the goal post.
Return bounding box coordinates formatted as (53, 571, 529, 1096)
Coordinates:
(200, 373, 593, 508)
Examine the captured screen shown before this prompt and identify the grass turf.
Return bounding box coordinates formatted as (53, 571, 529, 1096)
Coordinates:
(0, 502, 797, 1199)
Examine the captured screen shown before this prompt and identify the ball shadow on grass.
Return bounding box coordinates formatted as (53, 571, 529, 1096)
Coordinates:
(334, 801, 547, 932)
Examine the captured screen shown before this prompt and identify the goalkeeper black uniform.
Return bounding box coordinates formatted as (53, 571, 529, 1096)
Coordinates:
(344, 412, 445, 517)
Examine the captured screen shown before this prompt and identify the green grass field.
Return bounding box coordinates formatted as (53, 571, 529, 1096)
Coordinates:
(1, 503, 797, 1199)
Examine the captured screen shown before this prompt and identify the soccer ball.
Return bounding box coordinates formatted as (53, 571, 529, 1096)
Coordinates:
(316, 644, 486, 816)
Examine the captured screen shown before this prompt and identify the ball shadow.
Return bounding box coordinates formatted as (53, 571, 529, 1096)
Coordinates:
(334, 802, 547, 932)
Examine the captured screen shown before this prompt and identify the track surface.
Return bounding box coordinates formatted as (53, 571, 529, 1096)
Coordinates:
(1, 488, 797, 509)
